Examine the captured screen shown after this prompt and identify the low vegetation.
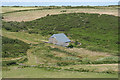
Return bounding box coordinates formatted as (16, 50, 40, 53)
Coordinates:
(25, 43, 118, 66)
(2, 67, 118, 78)
(2, 36, 29, 58)
(2, 13, 119, 55)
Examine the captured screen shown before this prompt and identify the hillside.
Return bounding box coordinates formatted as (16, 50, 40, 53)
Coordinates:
(2, 32, 118, 77)
(2, 13, 119, 55)
(2, 7, 119, 78)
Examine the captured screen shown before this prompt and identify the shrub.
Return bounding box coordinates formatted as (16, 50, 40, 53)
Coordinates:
(74, 40, 78, 45)
(57, 62, 75, 66)
(46, 14, 50, 16)
(67, 43, 73, 48)
(60, 10, 67, 12)
(2, 60, 17, 66)
(2, 16, 4, 19)
(28, 30, 39, 34)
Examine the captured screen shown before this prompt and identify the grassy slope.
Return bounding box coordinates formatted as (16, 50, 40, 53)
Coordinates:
(2, 30, 118, 64)
(2, 30, 118, 78)
(2, 67, 118, 78)
(2, 13, 118, 54)
(3, 13, 117, 54)
(2, 29, 47, 44)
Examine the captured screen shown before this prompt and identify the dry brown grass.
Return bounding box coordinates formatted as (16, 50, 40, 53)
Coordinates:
(1, 7, 38, 13)
(65, 48, 112, 60)
(60, 63, 118, 73)
(3, 8, 118, 22)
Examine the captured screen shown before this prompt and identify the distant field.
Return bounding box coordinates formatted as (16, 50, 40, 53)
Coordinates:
(1, 7, 38, 13)
(2, 6, 118, 22)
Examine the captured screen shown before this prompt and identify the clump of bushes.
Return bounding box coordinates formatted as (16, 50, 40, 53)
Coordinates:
(2, 60, 17, 66)
(3, 57, 28, 66)
(64, 68, 90, 72)
(60, 10, 67, 12)
(28, 30, 39, 34)
(2, 21, 28, 32)
(67, 43, 73, 48)
(2, 36, 29, 58)
(2, 16, 4, 19)
(57, 62, 75, 66)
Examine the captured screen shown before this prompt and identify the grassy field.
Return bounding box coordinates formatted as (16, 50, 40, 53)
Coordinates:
(1, 7, 39, 13)
(2, 66, 118, 78)
(2, 29, 47, 44)
(2, 6, 118, 22)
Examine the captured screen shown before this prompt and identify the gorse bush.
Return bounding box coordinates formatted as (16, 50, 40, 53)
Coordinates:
(2, 57, 28, 66)
(2, 36, 29, 58)
(2, 60, 17, 66)
(67, 43, 74, 48)
(57, 62, 75, 66)
(2, 21, 28, 32)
